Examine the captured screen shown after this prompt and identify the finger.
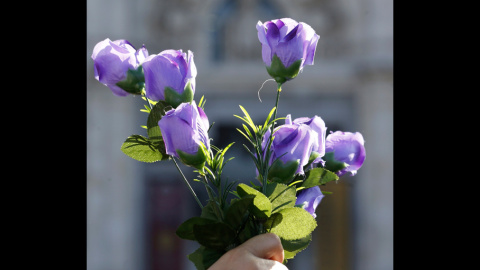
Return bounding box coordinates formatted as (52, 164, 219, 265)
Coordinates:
(242, 233, 285, 264)
(258, 259, 289, 270)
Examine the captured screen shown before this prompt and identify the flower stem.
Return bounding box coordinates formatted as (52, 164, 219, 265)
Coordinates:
(172, 158, 203, 209)
(263, 83, 282, 193)
(203, 174, 224, 220)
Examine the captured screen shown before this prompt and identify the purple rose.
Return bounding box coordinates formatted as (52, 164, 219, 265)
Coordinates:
(325, 131, 366, 177)
(158, 101, 210, 169)
(91, 38, 148, 96)
(142, 49, 197, 105)
(296, 186, 324, 218)
(263, 120, 318, 175)
(286, 114, 327, 164)
(256, 18, 319, 84)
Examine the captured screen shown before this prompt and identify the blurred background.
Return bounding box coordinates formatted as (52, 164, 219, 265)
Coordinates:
(86, 0, 393, 269)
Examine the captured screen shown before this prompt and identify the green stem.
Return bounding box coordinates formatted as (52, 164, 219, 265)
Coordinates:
(263, 83, 282, 193)
(203, 174, 223, 220)
(172, 158, 203, 209)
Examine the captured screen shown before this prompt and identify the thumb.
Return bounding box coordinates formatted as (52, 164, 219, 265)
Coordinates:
(242, 233, 285, 264)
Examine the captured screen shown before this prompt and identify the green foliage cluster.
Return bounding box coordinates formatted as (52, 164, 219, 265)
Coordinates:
(119, 93, 340, 269)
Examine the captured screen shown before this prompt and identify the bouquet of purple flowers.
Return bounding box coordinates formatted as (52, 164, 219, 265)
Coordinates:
(91, 18, 366, 269)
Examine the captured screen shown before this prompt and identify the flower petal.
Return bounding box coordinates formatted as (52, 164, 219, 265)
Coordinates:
(143, 54, 184, 101)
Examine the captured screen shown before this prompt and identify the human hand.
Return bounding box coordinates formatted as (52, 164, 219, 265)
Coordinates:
(208, 233, 288, 270)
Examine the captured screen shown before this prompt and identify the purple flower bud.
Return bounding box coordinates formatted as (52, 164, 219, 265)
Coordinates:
(158, 101, 210, 168)
(296, 186, 324, 218)
(290, 115, 327, 163)
(257, 18, 319, 84)
(91, 38, 148, 96)
(142, 49, 197, 102)
(325, 131, 366, 177)
(264, 121, 318, 175)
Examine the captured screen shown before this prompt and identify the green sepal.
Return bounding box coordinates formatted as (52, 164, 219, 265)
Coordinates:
(304, 151, 321, 170)
(236, 184, 272, 219)
(176, 142, 208, 171)
(115, 65, 145, 95)
(267, 159, 300, 184)
(146, 100, 172, 142)
(164, 81, 194, 108)
(176, 217, 218, 241)
(300, 167, 339, 189)
(323, 152, 349, 173)
(266, 54, 302, 85)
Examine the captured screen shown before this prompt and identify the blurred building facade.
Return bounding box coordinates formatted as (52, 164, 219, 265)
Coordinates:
(87, 0, 393, 270)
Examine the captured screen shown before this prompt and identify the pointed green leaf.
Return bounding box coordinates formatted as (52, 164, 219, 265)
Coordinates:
(202, 247, 224, 270)
(281, 234, 312, 259)
(224, 196, 254, 230)
(264, 212, 283, 231)
(269, 207, 317, 241)
(176, 217, 218, 240)
(120, 135, 164, 163)
(265, 182, 296, 213)
(236, 184, 272, 219)
(188, 246, 206, 270)
(201, 201, 221, 221)
(301, 167, 339, 189)
(193, 222, 236, 250)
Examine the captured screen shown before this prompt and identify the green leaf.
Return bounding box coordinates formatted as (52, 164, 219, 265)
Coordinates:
(281, 234, 312, 259)
(188, 246, 226, 270)
(188, 246, 206, 270)
(201, 201, 221, 221)
(301, 167, 339, 189)
(193, 222, 236, 250)
(224, 196, 254, 230)
(264, 212, 283, 231)
(236, 218, 259, 244)
(202, 247, 224, 270)
(176, 217, 218, 240)
(236, 184, 272, 219)
(264, 182, 296, 213)
(269, 207, 317, 241)
(120, 135, 164, 163)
